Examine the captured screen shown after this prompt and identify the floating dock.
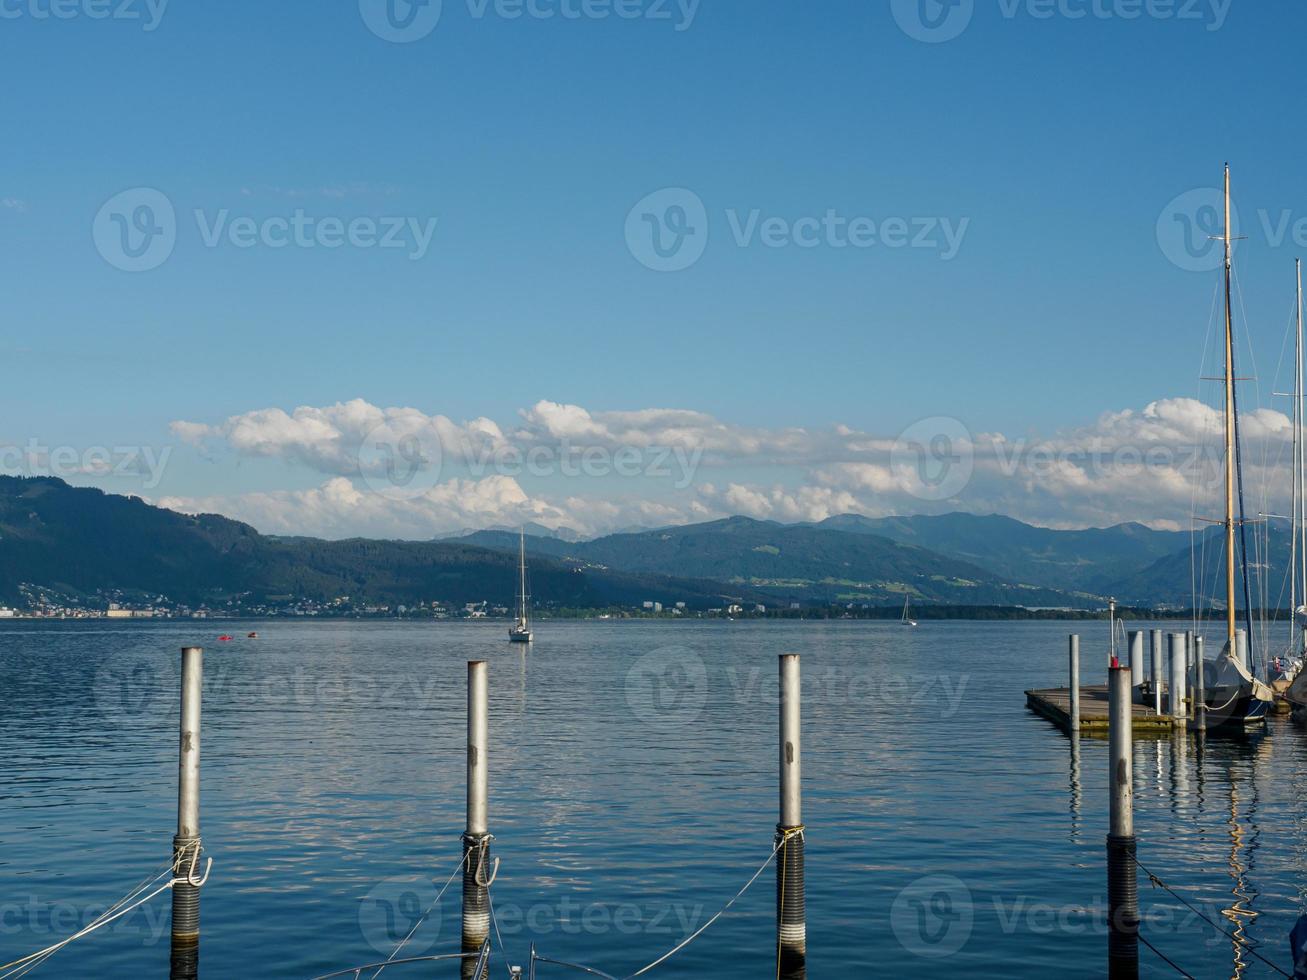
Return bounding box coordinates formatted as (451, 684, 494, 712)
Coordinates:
(1026, 685, 1176, 735)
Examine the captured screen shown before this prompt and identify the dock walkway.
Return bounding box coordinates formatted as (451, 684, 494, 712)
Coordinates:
(1025, 685, 1176, 734)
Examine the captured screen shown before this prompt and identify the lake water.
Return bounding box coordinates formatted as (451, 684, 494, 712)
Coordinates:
(1, 618, 1304, 978)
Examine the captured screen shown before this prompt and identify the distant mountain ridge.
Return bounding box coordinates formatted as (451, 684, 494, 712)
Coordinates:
(0, 477, 763, 611)
(810, 513, 1189, 594)
(460, 515, 1088, 607)
(461, 512, 1203, 607)
(0, 477, 1222, 611)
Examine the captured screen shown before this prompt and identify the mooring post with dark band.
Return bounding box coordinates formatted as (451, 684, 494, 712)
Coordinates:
(171, 646, 203, 980)
(1068, 635, 1080, 733)
(777, 653, 805, 975)
(1107, 665, 1139, 979)
(1193, 635, 1206, 733)
(463, 661, 492, 980)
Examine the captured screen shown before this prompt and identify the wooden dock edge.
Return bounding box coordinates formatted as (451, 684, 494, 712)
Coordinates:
(1025, 689, 1176, 736)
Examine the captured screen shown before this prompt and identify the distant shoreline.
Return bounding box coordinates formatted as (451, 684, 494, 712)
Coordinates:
(0, 606, 1268, 623)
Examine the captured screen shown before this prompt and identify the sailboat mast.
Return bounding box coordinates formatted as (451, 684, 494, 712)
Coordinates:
(1298, 259, 1306, 625)
(518, 528, 528, 626)
(1295, 259, 1304, 646)
(1223, 164, 1238, 644)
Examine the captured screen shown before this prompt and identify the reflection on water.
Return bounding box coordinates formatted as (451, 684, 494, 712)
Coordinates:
(2, 619, 1307, 978)
(1100, 700, 1297, 980)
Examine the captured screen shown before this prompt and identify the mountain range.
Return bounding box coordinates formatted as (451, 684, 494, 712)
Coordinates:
(0, 475, 1289, 612)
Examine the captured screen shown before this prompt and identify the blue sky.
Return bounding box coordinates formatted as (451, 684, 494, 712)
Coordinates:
(3, 0, 1306, 536)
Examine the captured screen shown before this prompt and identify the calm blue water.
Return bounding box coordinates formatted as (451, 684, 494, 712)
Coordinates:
(1, 619, 1304, 978)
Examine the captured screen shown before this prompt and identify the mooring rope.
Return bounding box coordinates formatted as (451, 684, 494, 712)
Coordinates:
(0, 848, 211, 979)
(526, 831, 799, 979)
(623, 829, 796, 979)
(486, 889, 520, 980)
(369, 847, 471, 980)
(1136, 931, 1197, 979)
(1131, 854, 1292, 977)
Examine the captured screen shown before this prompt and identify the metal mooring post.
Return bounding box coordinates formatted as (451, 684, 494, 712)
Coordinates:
(1107, 666, 1139, 979)
(1149, 630, 1163, 715)
(1068, 635, 1081, 733)
(171, 646, 204, 980)
(1193, 635, 1207, 733)
(463, 661, 492, 980)
(1128, 631, 1143, 701)
(1168, 633, 1186, 720)
(777, 654, 805, 975)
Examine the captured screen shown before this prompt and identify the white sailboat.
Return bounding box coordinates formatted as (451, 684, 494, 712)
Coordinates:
(901, 596, 917, 627)
(1200, 165, 1274, 728)
(509, 528, 532, 644)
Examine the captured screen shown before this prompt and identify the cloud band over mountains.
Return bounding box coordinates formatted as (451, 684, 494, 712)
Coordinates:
(157, 395, 1300, 539)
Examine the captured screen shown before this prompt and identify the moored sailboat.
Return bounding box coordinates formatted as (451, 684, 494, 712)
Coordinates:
(901, 595, 917, 627)
(1200, 165, 1274, 729)
(509, 528, 532, 644)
